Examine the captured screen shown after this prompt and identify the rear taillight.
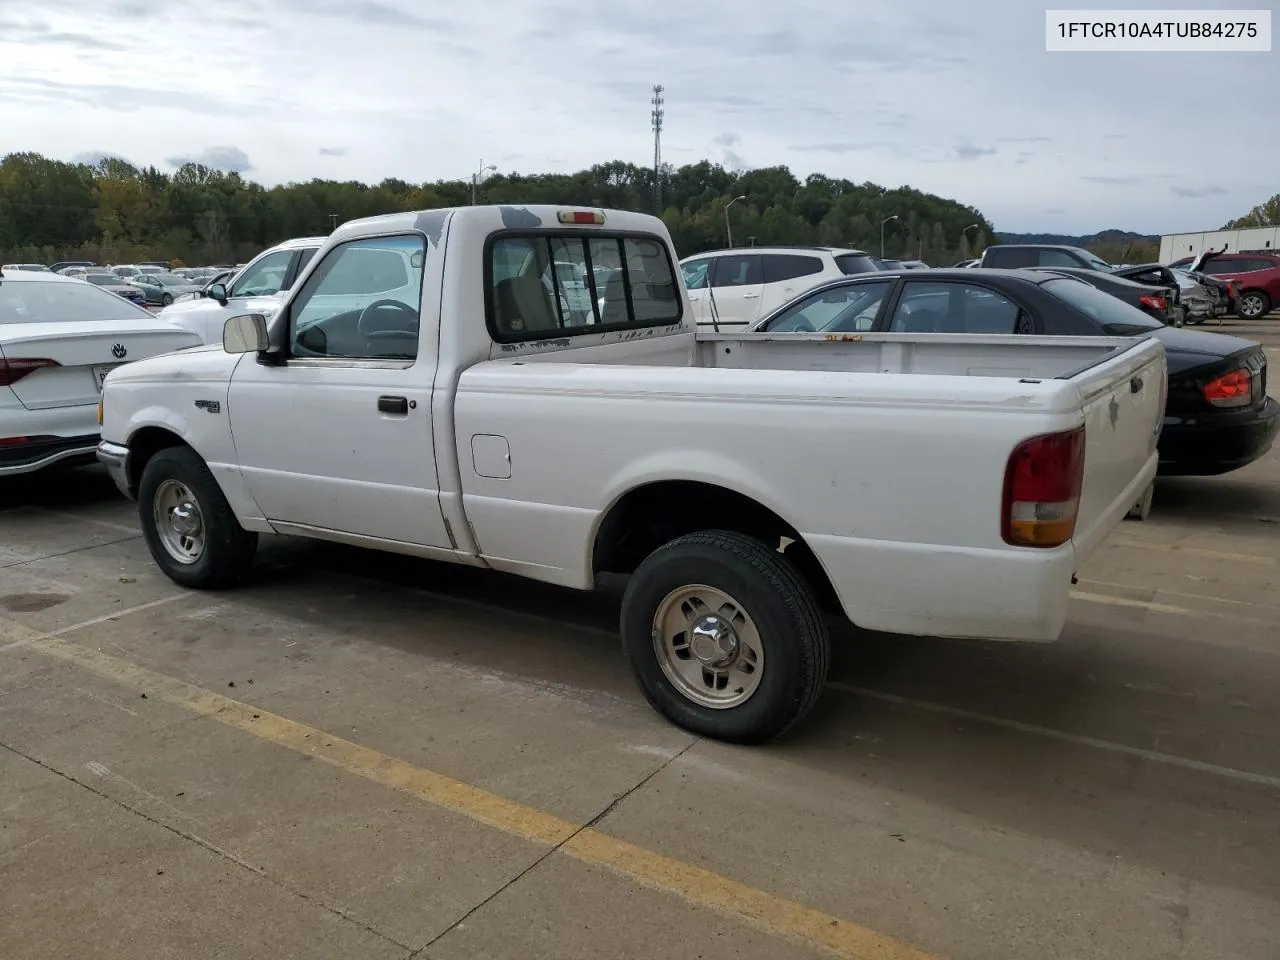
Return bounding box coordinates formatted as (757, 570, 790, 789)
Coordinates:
(0, 357, 59, 387)
(1203, 368, 1251, 408)
(1139, 294, 1167, 311)
(1001, 426, 1085, 548)
(1227, 281, 1237, 298)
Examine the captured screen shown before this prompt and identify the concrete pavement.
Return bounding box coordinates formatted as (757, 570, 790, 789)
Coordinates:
(2, 320, 1279, 959)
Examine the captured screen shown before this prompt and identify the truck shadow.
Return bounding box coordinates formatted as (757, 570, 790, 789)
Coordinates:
(246, 535, 1279, 904)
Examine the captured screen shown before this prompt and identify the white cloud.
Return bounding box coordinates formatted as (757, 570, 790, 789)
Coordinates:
(1, 0, 1273, 233)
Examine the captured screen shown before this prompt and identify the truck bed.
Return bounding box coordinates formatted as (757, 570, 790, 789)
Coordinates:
(695, 330, 1155, 379)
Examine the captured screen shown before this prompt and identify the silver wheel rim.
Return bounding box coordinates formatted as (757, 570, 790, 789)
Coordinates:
(153, 479, 205, 564)
(1240, 294, 1265, 318)
(652, 584, 764, 709)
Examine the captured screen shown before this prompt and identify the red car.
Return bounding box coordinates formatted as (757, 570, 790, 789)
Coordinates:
(1171, 251, 1280, 320)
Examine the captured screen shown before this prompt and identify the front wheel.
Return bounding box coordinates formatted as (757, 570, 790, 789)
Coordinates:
(1237, 291, 1271, 320)
(138, 446, 258, 588)
(620, 530, 830, 743)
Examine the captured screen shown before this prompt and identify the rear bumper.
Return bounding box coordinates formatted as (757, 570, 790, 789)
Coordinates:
(1158, 397, 1280, 476)
(96, 440, 133, 498)
(0, 434, 100, 476)
(804, 533, 1074, 642)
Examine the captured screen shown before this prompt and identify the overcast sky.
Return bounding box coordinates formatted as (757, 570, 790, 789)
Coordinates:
(1, 0, 1274, 235)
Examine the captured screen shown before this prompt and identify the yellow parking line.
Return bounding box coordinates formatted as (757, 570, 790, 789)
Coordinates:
(17, 632, 939, 960)
(1069, 590, 1274, 625)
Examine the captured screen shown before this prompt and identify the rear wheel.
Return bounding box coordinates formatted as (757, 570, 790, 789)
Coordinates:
(620, 530, 829, 743)
(1237, 290, 1271, 320)
(160, 292, 174, 306)
(138, 446, 257, 588)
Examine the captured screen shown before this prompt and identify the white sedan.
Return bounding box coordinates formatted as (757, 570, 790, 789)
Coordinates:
(0, 267, 201, 477)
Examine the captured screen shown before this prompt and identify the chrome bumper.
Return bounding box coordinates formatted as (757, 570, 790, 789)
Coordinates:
(96, 440, 133, 498)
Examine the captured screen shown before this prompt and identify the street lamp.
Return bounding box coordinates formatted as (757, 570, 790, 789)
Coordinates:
(880, 214, 899, 258)
(470, 161, 497, 205)
(725, 195, 747, 248)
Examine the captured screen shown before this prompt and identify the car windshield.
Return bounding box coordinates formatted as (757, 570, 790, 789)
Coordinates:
(0, 279, 152, 324)
(1041, 278, 1163, 335)
(150, 274, 189, 287)
(84, 273, 122, 285)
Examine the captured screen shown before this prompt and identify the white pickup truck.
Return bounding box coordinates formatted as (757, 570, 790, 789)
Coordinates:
(96, 205, 1166, 743)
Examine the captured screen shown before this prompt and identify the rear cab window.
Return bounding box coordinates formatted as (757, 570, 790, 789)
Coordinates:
(488, 232, 682, 340)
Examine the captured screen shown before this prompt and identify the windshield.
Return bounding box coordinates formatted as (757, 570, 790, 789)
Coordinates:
(0, 279, 153, 324)
(84, 273, 123, 286)
(1041, 278, 1163, 335)
(151, 274, 190, 287)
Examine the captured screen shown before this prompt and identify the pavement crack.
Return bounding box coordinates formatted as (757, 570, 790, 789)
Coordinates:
(0, 738, 414, 953)
(407, 737, 699, 958)
(0, 534, 141, 570)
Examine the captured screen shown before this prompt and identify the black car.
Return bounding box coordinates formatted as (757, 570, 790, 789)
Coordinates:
(1025, 266, 1179, 325)
(751, 269, 1279, 478)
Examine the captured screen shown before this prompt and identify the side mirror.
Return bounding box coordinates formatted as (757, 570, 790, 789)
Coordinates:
(223, 313, 269, 354)
(207, 281, 229, 305)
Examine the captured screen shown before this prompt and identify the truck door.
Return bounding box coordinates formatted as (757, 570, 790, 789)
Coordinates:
(227, 232, 452, 549)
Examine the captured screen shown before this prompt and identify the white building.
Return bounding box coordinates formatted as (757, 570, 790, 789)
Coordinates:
(1159, 226, 1280, 264)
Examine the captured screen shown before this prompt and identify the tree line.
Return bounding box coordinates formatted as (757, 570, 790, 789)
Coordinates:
(1, 151, 999, 267)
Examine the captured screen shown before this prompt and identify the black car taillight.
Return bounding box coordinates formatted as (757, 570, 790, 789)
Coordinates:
(1202, 368, 1252, 408)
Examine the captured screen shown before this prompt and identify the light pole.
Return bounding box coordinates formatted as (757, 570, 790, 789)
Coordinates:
(725, 195, 746, 248)
(880, 214, 899, 258)
(470, 161, 496, 205)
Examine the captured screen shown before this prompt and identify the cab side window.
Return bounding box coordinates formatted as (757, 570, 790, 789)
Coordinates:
(288, 234, 426, 361)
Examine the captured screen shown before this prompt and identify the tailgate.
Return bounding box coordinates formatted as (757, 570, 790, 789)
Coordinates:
(1068, 337, 1166, 559)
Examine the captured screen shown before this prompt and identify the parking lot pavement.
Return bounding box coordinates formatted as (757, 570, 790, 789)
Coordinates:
(3, 334, 1280, 960)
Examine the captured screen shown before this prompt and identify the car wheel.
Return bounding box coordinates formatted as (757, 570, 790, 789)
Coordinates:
(1125, 479, 1154, 521)
(620, 530, 830, 743)
(161, 293, 174, 306)
(138, 446, 258, 589)
(1237, 291, 1271, 319)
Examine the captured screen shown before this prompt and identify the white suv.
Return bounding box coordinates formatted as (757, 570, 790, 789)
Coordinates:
(679, 246, 880, 329)
(157, 236, 324, 344)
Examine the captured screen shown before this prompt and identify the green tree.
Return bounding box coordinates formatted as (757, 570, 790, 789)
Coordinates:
(1, 151, 997, 266)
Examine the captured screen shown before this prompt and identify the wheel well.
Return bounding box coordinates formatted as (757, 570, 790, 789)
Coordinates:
(592, 480, 842, 613)
(126, 427, 187, 491)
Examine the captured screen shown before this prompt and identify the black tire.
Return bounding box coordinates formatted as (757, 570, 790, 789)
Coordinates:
(161, 293, 174, 306)
(620, 530, 829, 744)
(1237, 290, 1271, 320)
(138, 446, 258, 589)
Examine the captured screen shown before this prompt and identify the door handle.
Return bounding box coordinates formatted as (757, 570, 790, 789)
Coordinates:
(1130, 376, 1144, 394)
(742, 293, 760, 299)
(378, 395, 409, 415)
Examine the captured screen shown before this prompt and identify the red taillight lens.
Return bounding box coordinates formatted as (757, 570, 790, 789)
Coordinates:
(1001, 426, 1085, 548)
(1203, 368, 1251, 408)
(0, 357, 59, 386)
(1139, 294, 1167, 311)
(1227, 281, 1237, 298)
